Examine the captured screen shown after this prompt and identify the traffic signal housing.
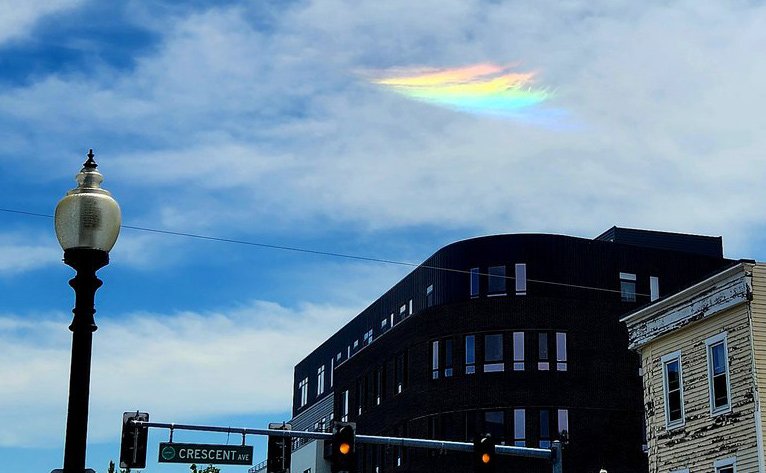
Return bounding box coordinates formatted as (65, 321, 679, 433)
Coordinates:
(331, 423, 356, 473)
(267, 423, 292, 473)
(120, 411, 149, 470)
(474, 434, 495, 473)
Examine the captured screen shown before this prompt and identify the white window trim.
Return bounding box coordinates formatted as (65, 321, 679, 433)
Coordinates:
(714, 457, 737, 473)
(661, 350, 685, 429)
(706, 332, 732, 415)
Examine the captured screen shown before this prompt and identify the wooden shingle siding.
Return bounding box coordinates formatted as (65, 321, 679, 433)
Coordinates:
(642, 302, 761, 473)
(750, 265, 766, 464)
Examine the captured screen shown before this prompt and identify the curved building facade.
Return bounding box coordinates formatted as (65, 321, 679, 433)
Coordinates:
(290, 228, 731, 473)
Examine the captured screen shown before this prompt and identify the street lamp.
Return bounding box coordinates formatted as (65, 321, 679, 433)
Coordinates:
(54, 149, 121, 473)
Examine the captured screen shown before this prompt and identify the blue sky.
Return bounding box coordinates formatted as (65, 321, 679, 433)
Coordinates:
(1, 1, 765, 472)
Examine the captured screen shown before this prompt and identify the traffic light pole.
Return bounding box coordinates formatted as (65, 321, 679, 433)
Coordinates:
(128, 419, 562, 471)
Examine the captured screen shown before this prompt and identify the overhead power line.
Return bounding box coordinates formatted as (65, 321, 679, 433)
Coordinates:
(0, 206, 644, 297)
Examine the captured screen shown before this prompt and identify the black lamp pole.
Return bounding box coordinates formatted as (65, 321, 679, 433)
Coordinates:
(62, 248, 109, 473)
(54, 150, 121, 473)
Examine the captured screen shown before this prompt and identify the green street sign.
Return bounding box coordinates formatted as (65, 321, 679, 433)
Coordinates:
(158, 442, 254, 465)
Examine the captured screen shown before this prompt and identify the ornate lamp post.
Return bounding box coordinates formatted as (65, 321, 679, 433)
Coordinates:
(54, 149, 121, 473)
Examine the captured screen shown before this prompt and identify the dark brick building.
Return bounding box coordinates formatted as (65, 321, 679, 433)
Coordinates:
(289, 228, 732, 473)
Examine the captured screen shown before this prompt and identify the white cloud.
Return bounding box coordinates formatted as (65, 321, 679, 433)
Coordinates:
(1, 1, 766, 256)
(0, 300, 354, 447)
(0, 233, 60, 275)
(0, 0, 83, 45)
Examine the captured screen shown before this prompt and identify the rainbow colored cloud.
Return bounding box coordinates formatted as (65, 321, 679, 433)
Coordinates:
(367, 63, 559, 122)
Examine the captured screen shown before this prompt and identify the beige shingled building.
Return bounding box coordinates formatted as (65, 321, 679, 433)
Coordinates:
(622, 262, 766, 473)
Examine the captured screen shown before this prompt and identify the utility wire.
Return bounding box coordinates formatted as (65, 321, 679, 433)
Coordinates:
(0, 206, 645, 297)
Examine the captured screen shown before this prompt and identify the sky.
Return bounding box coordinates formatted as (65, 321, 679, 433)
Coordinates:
(1, 0, 765, 472)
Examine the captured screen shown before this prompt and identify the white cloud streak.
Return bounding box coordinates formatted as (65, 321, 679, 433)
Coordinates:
(0, 0, 83, 45)
(0, 300, 353, 447)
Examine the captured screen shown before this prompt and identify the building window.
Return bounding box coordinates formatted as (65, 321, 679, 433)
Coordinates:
(426, 284, 434, 307)
(298, 377, 309, 407)
(515, 263, 527, 295)
(317, 365, 325, 396)
(363, 328, 373, 346)
(488, 266, 506, 295)
(395, 352, 406, 393)
(706, 333, 731, 414)
(650, 276, 660, 301)
(538, 333, 549, 371)
(381, 318, 388, 329)
(444, 339, 453, 377)
(375, 367, 385, 405)
(356, 377, 366, 415)
(330, 358, 334, 388)
(513, 332, 525, 371)
(514, 409, 526, 446)
(620, 272, 637, 302)
(470, 267, 480, 297)
(341, 390, 349, 422)
(409, 298, 413, 315)
(485, 411, 504, 440)
(353, 339, 359, 349)
(400, 304, 407, 320)
(714, 457, 736, 473)
(390, 313, 395, 327)
(539, 409, 551, 448)
(556, 332, 567, 371)
(484, 334, 504, 372)
(432, 341, 440, 379)
(662, 351, 684, 428)
(557, 409, 569, 441)
(465, 335, 476, 374)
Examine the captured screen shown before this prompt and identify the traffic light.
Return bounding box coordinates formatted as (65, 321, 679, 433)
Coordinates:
(474, 434, 495, 473)
(267, 423, 292, 473)
(331, 423, 356, 473)
(120, 411, 149, 470)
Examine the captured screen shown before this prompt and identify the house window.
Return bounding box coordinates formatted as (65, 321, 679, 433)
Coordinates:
(484, 334, 504, 372)
(341, 390, 349, 422)
(432, 341, 440, 379)
(650, 276, 660, 301)
(714, 457, 736, 473)
(556, 332, 567, 371)
(488, 266, 506, 295)
(395, 352, 406, 393)
(514, 409, 526, 446)
(513, 332, 525, 371)
(620, 272, 637, 302)
(470, 267, 480, 297)
(444, 339, 454, 377)
(317, 365, 325, 396)
(539, 409, 551, 448)
(515, 263, 527, 295)
(465, 335, 476, 374)
(426, 284, 434, 307)
(706, 333, 731, 414)
(662, 351, 684, 428)
(538, 333, 549, 371)
(299, 377, 309, 407)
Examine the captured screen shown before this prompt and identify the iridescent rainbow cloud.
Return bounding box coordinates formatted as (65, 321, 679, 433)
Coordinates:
(367, 63, 558, 121)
